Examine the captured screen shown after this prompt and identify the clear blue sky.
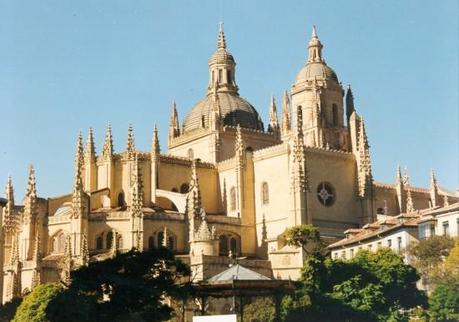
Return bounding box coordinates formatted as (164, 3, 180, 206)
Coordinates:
(0, 0, 458, 199)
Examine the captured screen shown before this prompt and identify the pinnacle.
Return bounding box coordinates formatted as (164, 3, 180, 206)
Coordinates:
(102, 122, 114, 158)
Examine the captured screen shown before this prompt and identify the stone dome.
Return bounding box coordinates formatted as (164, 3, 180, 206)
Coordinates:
(182, 92, 264, 133)
(294, 62, 338, 85)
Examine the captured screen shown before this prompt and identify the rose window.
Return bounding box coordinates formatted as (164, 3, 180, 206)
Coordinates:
(317, 182, 335, 207)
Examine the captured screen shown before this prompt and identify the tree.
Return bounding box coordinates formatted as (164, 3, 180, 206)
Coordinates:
(282, 248, 426, 322)
(243, 297, 276, 322)
(405, 235, 455, 290)
(12, 283, 63, 322)
(429, 282, 459, 322)
(284, 224, 324, 256)
(46, 248, 191, 322)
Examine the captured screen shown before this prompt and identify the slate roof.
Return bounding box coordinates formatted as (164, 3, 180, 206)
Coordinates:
(207, 264, 271, 282)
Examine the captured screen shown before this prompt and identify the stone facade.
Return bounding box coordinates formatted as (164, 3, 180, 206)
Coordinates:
(1, 25, 458, 304)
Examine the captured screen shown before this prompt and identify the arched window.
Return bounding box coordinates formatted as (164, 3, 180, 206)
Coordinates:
(106, 231, 113, 249)
(52, 238, 58, 253)
(148, 236, 155, 249)
(157, 231, 164, 248)
(201, 115, 205, 128)
(118, 192, 125, 207)
(332, 104, 339, 126)
(58, 233, 65, 253)
(261, 182, 269, 205)
(96, 235, 103, 250)
(187, 148, 194, 159)
(227, 70, 232, 84)
(117, 235, 123, 250)
(180, 183, 190, 194)
(168, 236, 175, 251)
(230, 187, 236, 211)
(219, 235, 228, 255)
(218, 69, 222, 82)
(230, 237, 237, 254)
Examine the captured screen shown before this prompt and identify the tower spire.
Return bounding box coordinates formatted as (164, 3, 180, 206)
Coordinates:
(281, 90, 291, 136)
(72, 132, 86, 219)
(169, 101, 180, 141)
(357, 118, 373, 197)
(4, 176, 17, 232)
(308, 25, 323, 63)
(102, 122, 114, 159)
(430, 169, 439, 208)
(268, 95, 279, 134)
(23, 164, 37, 225)
(345, 85, 355, 124)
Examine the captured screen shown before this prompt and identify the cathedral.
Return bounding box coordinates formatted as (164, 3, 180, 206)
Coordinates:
(1, 25, 457, 304)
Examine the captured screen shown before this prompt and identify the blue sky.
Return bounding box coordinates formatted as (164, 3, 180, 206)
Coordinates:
(0, 0, 457, 199)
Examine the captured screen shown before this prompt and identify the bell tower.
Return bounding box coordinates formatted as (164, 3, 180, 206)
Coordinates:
(291, 26, 349, 151)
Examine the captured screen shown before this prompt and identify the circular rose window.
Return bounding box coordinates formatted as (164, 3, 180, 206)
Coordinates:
(317, 182, 335, 207)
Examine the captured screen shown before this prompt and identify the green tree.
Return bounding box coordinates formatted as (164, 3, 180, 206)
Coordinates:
(243, 297, 276, 322)
(284, 224, 323, 256)
(429, 282, 459, 322)
(12, 283, 63, 322)
(46, 247, 191, 322)
(405, 235, 455, 289)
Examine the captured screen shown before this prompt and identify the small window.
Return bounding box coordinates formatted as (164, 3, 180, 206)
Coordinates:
(201, 115, 205, 128)
(397, 237, 402, 252)
(350, 249, 354, 258)
(377, 241, 382, 249)
(218, 69, 222, 82)
(261, 182, 269, 205)
(227, 70, 232, 83)
(442, 221, 449, 236)
(230, 187, 236, 211)
(387, 239, 392, 248)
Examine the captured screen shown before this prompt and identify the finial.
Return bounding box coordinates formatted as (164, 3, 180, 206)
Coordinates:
(312, 25, 318, 38)
(217, 22, 227, 50)
(26, 164, 37, 198)
(102, 122, 114, 159)
(86, 127, 96, 160)
(126, 122, 136, 159)
(152, 123, 160, 154)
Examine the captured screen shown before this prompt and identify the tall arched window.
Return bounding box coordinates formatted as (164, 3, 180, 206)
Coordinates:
(230, 187, 236, 211)
(167, 236, 175, 251)
(219, 235, 228, 255)
(332, 104, 339, 126)
(118, 191, 125, 207)
(157, 231, 164, 248)
(148, 236, 155, 249)
(261, 182, 269, 205)
(58, 233, 65, 253)
(230, 237, 237, 254)
(117, 235, 123, 250)
(96, 235, 103, 250)
(106, 231, 113, 249)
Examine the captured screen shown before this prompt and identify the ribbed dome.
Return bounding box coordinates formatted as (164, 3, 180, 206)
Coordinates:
(182, 92, 264, 133)
(294, 62, 338, 84)
(209, 49, 235, 65)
